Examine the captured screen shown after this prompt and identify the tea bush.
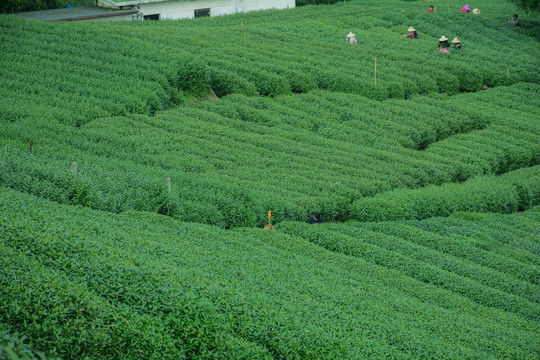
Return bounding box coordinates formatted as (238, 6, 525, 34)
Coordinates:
(1, 187, 538, 359)
(1, 1, 539, 357)
(0, 327, 59, 360)
(1, 1, 539, 225)
(0, 15, 209, 125)
(279, 220, 540, 320)
(1, 82, 538, 226)
(99, 0, 538, 99)
(350, 165, 540, 222)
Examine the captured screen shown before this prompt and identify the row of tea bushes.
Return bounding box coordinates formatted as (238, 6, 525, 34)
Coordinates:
(350, 165, 540, 222)
(1, 187, 538, 359)
(0, 325, 58, 360)
(94, 0, 540, 98)
(3, 1, 536, 115)
(279, 210, 540, 320)
(0, 15, 208, 126)
(1, 3, 539, 226)
(1, 84, 538, 226)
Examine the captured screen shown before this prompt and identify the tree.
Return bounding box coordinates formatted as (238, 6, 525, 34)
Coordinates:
(1, 0, 64, 13)
(511, 0, 540, 13)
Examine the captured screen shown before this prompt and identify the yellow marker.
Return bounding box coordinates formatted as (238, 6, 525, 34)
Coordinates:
(264, 211, 274, 231)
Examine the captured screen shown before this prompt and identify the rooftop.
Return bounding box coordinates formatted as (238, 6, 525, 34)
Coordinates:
(12, 6, 138, 21)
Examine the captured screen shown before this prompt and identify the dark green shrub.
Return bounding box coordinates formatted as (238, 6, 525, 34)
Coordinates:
(448, 65, 484, 92)
(1, 0, 62, 13)
(176, 57, 210, 98)
(287, 71, 317, 93)
(350, 166, 539, 222)
(0, 328, 59, 360)
(209, 68, 258, 97)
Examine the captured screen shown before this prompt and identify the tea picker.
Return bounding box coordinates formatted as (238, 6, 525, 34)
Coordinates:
(450, 38, 462, 51)
(346, 32, 358, 44)
(509, 14, 519, 26)
(306, 212, 325, 224)
(439, 36, 450, 54)
(402, 26, 417, 39)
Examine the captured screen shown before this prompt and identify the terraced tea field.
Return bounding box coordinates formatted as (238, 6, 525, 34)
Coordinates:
(0, 0, 539, 358)
(1, 188, 539, 359)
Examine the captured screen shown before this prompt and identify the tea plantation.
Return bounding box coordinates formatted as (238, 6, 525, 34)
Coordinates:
(1, 188, 539, 359)
(0, 0, 539, 358)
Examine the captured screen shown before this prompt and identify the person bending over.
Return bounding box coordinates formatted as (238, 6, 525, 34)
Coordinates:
(306, 212, 325, 224)
(509, 14, 519, 26)
(439, 36, 450, 54)
(346, 32, 358, 44)
(402, 26, 418, 39)
(450, 37, 462, 51)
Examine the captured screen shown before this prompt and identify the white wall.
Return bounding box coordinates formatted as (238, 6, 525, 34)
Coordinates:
(241, 0, 294, 12)
(138, 0, 295, 20)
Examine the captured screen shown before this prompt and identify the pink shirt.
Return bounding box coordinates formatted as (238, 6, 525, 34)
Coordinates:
(347, 37, 358, 44)
(461, 6, 470, 12)
(440, 48, 449, 54)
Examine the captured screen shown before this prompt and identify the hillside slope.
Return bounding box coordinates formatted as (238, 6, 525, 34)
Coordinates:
(2, 83, 539, 226)
(0, 1, 539, 358)
(1, 187, 539, 359)
(1, 0, 539, 226)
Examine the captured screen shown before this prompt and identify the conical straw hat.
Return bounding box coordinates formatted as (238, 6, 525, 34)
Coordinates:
(473, 8, 480, 15)
(347, 32, 355, 37)
(408, 26, 415, 32)
(451, 37, 461, 43)
(439, 36, 448, 41)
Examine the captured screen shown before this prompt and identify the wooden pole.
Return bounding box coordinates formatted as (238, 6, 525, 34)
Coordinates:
(29, 141, 32, 153)
(71, 162, 78, 176)
(241, 21, 243, 29)
(447, 4, 450, 13)
(166, 177, 172, 193)
(507, 68, 509, 78)
(374, 55, 377, 87)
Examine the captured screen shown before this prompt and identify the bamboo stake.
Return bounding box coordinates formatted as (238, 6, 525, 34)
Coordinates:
(374, 55, 377, 87)
(166, 177, 172, 193)
(447, 4, 450, 13)
(241, 21, 243, 29)
(507, 68, 509, 78)
(29, 140, 32, 153)
(71, 162, 78, 176)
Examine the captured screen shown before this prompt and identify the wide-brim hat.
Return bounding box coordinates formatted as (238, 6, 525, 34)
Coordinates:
(408, 26, 415, 32)
(439, 36, 448, 41)
(473, 8, 480, 14)
(347, 32, 355, 37)
(464, 5, 470, 10)
(451, 37, 461, 43)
